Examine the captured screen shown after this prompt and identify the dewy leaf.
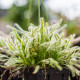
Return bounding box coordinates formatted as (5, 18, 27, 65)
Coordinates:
(1, 38, 6, 46)
(0, 47, 6, 52)
(58, 24, 67, 32)
(5, 57, 15, 66)
(8, 38, 16, 50)
(7, 42, 15, 51)
(57, 18, 63, 25)
(25, 39, 31, 58)
(21, 36, 25, 55)
(67, 65, 75, 77)
(13, 29, 21, 42)
(65, 34, 75, 49)
(14, 23, 23, 31)
(7, 25, 25, 35)
(49, 58, 62, 70)
(0, 54, 8, 58)
(33, 65, 40, 74)
(42, 58, 62, 70)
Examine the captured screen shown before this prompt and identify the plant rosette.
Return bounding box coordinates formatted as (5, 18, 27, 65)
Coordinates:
(0, 18, 80, 80)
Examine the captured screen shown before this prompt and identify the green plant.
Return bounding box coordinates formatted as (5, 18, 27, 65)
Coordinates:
(0, 18, 80, 76)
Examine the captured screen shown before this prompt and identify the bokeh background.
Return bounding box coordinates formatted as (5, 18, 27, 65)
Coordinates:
(0, 0, 80, 37)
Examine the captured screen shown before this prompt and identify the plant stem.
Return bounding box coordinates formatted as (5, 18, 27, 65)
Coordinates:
(40, 18, 44, 41)
(28, 0, 32, 27)
(38, 0, 40, 25)
(41, 0, 48, 22)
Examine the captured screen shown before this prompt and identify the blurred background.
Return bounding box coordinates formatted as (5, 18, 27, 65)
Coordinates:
(0, 0, 80, 37)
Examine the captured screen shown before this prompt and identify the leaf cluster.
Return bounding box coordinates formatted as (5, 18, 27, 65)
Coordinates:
(0, 18, 80, 76)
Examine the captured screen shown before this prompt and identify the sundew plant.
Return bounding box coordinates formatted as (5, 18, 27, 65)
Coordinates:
(0, 18, 80, 76)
